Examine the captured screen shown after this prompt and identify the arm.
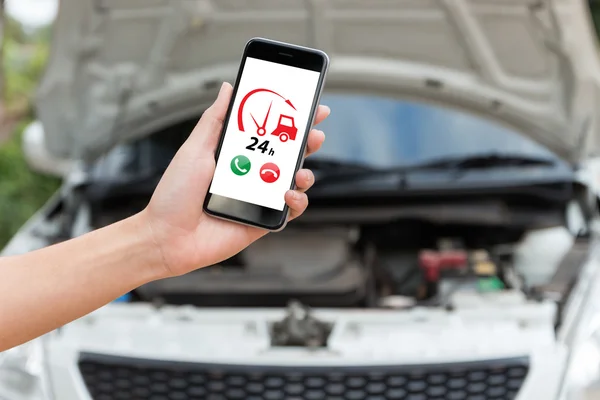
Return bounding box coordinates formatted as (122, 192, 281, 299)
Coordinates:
(0, 83, 329, 351)
(0, 213, 162, 350)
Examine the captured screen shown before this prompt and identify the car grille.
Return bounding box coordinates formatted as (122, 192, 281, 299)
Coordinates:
(79, 352, 529, 400)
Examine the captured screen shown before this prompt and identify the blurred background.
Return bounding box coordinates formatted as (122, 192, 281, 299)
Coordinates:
(0, 1, 598, 251)
(3, 2, 600, 400)
(0, 0, 58, 248)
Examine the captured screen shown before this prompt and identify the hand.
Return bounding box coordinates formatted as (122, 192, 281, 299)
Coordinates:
(142, 82, 329, 277)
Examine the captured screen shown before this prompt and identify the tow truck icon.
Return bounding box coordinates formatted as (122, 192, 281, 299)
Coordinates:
(271, 115, 297, 142)
(238, 89, 298, 142)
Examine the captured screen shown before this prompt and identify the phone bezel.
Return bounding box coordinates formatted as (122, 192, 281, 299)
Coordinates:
(203, 38, 329, 231)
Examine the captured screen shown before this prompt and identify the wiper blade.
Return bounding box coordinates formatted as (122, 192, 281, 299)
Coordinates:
(406, 153, 556, 171)
(303, 158, 375, 173)
(312, 153, 557, 185)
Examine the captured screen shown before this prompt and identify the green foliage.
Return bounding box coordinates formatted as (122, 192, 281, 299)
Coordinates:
(0, 120, 60, 246)
(5, 16, 27, 45)
(5, 23, 50, 112)
(0, 19, 60, 249)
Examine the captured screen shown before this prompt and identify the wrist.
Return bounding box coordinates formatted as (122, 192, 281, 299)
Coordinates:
(128, 210, 172, 282)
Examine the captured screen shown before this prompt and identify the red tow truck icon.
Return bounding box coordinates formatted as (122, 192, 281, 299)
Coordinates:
(271, 115, 297, 142)
(238, 88, 298, 142)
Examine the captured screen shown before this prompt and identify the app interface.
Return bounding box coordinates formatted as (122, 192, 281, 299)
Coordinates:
(209, 57, 321, 210)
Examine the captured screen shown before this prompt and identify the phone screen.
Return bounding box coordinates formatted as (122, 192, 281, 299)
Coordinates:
(208, 56, 322, 211)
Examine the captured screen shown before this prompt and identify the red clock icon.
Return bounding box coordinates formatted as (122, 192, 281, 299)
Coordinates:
(260, 163, 280, 183)
(238, 88, 298, 142)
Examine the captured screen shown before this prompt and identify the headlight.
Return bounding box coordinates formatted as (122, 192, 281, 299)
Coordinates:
(0, 339, 50, 400)
(561, 312, 600, 400)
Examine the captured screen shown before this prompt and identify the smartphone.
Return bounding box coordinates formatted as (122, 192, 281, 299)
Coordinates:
(203, 38, 329, 231)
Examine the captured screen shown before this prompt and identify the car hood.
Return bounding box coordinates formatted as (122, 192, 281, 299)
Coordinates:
(37, 0, 600, 162)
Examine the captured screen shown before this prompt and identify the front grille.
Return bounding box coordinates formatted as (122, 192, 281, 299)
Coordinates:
(79, 353, 529, 400)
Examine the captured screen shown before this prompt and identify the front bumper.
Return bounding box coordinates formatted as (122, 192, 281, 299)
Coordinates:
(35, 303, 566, 400)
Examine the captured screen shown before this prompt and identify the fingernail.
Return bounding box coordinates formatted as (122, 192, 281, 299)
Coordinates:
(289, 190, 299, 200)
(323, 105, 331, 114)
(305, 170, 314, 184)
(218, 82, 228, 97)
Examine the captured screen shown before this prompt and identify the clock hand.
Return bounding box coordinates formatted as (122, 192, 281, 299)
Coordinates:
(250, 113, 260, 129)
(261, 101, 273, 130)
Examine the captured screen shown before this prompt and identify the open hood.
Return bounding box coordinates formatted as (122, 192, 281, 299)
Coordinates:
(37, 0, 600, 162)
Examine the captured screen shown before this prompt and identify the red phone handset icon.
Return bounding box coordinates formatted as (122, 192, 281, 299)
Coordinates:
(260, 163, 280, 183)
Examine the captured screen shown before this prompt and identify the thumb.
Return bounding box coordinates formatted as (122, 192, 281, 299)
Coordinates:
(190, 82, 233, 152)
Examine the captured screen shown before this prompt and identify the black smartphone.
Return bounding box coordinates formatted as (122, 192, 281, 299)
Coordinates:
(203, 38, 329, 231)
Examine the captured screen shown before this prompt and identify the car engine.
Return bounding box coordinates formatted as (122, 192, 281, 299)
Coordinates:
(126, 216, 584, 321)
(136, 226, 368, 308)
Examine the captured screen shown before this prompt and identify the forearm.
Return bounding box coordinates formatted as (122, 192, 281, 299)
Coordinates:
(0, 212, 166, 351)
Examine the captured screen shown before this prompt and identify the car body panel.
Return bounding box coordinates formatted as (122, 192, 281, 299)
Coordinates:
(38, 0, 600, 162)
(44, 302, 564, 400)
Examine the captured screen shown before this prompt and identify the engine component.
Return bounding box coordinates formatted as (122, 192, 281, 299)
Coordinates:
(270, 300, 333, 347)
(531, 237, 590, 326)
(471, 249, 497, 276)
(378, 295, 416, 309)
(418, 249, 469, 299)
(136, 227, 368, 307)
(477, 277, 505, 292)
(417, 245, 510, 306)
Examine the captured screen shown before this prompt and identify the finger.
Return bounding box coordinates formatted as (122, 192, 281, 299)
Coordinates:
(285, 190, 309, 220)
(314, 105, 331, 126)
(295, 169, 315, 193)
(305, 129, 325, 157)
(188, 82, 233, 151)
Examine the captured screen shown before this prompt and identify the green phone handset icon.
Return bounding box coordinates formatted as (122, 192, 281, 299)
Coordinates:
(230, 155, 251, 176)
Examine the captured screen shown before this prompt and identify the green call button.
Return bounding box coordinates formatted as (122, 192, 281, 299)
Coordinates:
(230, 155, 251, 176)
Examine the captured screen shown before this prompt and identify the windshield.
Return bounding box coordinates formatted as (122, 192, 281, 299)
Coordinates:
(315, 93, 559, 168)
(91, 93, 565, 182)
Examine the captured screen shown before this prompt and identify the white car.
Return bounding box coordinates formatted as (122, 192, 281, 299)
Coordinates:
(3, 0, 600, 399)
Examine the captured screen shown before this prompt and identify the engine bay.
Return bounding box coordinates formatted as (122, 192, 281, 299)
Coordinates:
(65, 117, 591, 337)
(133, 219, 585, 320)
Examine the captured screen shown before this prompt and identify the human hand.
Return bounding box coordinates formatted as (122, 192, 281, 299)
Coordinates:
(142, 82, 329, 277)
